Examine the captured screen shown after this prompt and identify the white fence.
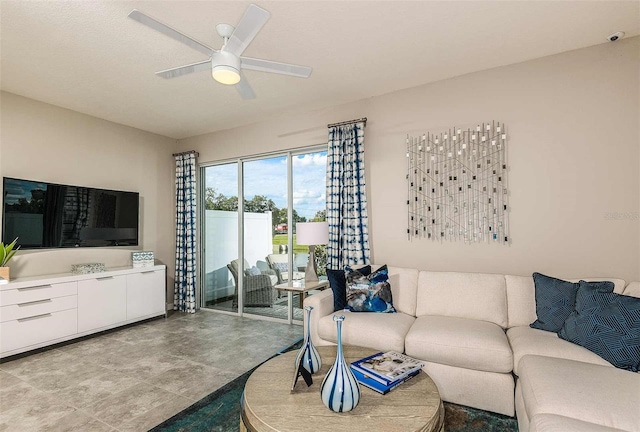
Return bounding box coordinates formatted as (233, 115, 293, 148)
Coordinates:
(204, 210, 273, 302)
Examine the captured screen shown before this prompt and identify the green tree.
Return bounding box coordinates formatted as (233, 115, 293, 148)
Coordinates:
(205, 188, 312, 232)
(314, 244, 327, 277)
(205, 188, 279, 215)
(271, 208, 306, 227)
(245, 195, 278, 213)
(271, 207, 286, 227)
(204, 187, 218, 210)
(204, 188, 239, 211)
(312, 209, 326, 222)
(206, 188, 233, 211)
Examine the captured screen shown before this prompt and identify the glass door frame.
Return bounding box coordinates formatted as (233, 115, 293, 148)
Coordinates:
(198, 144, 326, 323)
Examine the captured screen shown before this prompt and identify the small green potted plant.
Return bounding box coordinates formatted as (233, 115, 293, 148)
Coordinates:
(0, 238, 20, 281)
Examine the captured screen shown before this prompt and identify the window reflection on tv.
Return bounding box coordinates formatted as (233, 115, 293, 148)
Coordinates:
(2, 177, 139, 249)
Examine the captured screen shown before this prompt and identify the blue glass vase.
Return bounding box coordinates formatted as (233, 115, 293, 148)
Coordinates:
(295, 306, 322, 374)
(320, 315, 361, 412)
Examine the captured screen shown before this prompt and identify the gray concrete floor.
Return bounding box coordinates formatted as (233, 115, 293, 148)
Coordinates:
(0, 311, 302, 431)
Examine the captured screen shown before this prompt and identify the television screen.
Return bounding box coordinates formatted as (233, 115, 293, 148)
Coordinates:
(2, 177, 139, 249)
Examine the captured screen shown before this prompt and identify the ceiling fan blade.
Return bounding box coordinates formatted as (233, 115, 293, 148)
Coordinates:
(128, 9, 214, 56)
(235, 73, 256, 100)
(222, 4, 270, 57)
(240, 57, 312, 78)
(155, 60, 211, 79)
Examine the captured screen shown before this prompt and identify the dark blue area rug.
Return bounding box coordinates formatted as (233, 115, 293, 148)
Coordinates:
(445, 403, 518, 432)
(151, 342, 518, 432)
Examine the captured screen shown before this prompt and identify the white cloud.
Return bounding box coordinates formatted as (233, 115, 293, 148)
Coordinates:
(292, 189, 323, 205)
(292, 153, 327, 167)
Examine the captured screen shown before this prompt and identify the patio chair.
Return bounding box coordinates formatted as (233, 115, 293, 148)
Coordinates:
(266, 254, 306, 284)
(227, 259, 276, 308)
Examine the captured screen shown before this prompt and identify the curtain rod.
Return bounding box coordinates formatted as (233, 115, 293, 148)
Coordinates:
(173, 150, 199, 157)
(327, 117, 367, 128)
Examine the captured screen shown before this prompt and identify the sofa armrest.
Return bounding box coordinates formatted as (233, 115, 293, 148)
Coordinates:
(303, 289, 335, 347)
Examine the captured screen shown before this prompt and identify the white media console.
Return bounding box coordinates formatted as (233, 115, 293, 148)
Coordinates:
(0, 264, 166, 358)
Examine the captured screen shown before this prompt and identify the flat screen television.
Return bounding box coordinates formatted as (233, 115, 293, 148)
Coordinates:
(2, 177, 139, 249)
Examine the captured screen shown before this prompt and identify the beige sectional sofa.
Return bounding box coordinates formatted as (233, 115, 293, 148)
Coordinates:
(305, 267, 640, 431)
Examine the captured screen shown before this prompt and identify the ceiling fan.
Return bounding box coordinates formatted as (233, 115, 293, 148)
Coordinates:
(128, 4, 312, 99)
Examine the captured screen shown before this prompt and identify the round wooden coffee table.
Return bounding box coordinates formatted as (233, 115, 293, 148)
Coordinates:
(241, 345, 444, 432)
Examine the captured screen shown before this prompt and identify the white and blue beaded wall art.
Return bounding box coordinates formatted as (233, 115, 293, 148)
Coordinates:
(406, 121, 510, 244)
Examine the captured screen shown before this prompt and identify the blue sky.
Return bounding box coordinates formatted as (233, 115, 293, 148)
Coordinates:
(204, 151, 327, 219)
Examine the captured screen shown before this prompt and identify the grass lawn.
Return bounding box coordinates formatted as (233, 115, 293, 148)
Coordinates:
(272, 234, 309, 254)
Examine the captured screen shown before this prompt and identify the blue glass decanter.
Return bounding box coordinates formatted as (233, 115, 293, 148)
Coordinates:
(295, 306, 322, 374)
(320, 315, 361, 412)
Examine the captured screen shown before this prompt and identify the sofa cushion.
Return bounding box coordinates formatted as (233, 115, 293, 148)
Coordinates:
(507, 326, 612, 375)
(317, 311, 414, 353)
(506, 275, 627, 329)
(530, 414, 629, 432)
(530, 273, 615, 333)
(423, 361, 515, 417)
(405, 315, 513, 373)
(387, 266, 419, 317)
(518, 355, 640, 432)
(346, 265, 395, 313)
(416, 271, 508, 328)
(558, 283, 640, 372)
(624, 281, 640, 298)
(506, 275, 540, 328)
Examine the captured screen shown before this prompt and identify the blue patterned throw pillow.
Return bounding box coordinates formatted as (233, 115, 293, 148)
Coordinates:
(327, 266, 371, 312)
(346, 265, 395, 313)
(273, 262, 288, 273)
(530, 273, 614, 333)
(244, 266, 262, 276)
(558, 282, 640, 372)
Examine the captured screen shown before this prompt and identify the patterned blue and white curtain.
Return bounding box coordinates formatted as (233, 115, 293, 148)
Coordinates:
(174, 152, 197, 313)
(326, 121, 370, 269)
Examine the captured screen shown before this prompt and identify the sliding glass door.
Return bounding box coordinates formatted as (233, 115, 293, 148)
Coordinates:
(242, 155, 287, 319)
(200, 147, 327, 322)
(200, 162, 239, 312)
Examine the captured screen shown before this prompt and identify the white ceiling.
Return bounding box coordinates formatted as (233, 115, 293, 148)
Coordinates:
(1, 1, 638, 140)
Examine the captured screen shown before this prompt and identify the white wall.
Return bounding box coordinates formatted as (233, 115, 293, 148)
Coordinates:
(174, 37, 640, 282)
(0, 92, 176, 295)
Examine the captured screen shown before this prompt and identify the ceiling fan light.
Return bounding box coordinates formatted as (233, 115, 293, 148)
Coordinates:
(212, 65, 240, 85)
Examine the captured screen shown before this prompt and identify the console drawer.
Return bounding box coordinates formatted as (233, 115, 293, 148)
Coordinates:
(0, 282, 77, 306)
(0, 308, 77, 354)
(77, 276, 126, 333)
(0, 295, 77, 323)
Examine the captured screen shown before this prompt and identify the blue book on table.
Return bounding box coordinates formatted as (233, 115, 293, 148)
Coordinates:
(351, 367, 420, 395)
(351, 351, 424, 385)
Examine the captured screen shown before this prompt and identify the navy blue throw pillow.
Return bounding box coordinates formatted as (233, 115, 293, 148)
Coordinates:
(558, 282, 640, 372)
(327, 265, 371, 312)
(530, 273, 614, 333)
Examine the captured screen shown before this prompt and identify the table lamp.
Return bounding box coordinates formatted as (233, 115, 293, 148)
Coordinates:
(295, 221, 329, 282)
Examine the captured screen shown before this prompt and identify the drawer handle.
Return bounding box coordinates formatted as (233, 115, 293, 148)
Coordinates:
(18, 313, 52, 322)
(17, 285, 52, 291)
(141, 271, 155, 274)
(96, 276, 114, 281)
(18, 299, 53, 307)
